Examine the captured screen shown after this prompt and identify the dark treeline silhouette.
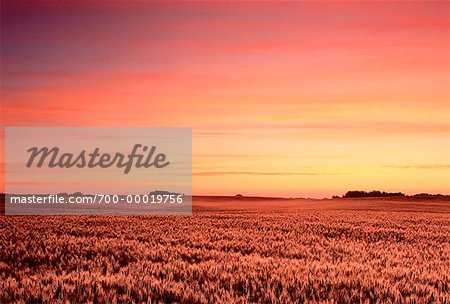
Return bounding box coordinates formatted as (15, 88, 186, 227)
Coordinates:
(413, 193, 446, 197)
(342, 191, 405, 198)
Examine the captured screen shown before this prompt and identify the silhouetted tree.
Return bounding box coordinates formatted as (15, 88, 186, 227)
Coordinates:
(343, 191, 405, 198)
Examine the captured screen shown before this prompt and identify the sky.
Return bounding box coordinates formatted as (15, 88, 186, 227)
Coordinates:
(1, 1, 449, 198)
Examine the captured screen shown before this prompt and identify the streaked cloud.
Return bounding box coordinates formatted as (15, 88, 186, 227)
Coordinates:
(384, 164, 450, 170)
(193, 171, 341, 177)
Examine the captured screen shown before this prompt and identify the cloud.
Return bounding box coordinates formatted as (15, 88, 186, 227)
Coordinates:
(193, 171, 340, 176)
(383, 164, 450, 170)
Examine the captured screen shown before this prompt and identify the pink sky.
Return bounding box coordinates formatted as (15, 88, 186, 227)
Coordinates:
(1, 1, 449, 197)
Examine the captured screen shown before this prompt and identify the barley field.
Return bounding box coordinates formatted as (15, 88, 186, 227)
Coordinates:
(1, 197, 449, 303)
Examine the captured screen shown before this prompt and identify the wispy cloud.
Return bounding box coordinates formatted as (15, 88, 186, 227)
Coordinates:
(193, 171, 341, 176)
(383, 164, 450, 170)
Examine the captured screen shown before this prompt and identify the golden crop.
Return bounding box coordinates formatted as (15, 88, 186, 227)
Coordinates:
(1, 197, 449, 303)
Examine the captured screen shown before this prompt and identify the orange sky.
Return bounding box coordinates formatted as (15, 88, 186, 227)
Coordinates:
(1, 1, 449, 197)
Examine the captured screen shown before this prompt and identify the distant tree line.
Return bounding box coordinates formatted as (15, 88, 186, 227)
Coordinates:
(413, 193, 446, 197)
(342, 191, 405, 198)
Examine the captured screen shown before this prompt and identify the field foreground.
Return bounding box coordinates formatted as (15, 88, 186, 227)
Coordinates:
(1, 197, 450, 303)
